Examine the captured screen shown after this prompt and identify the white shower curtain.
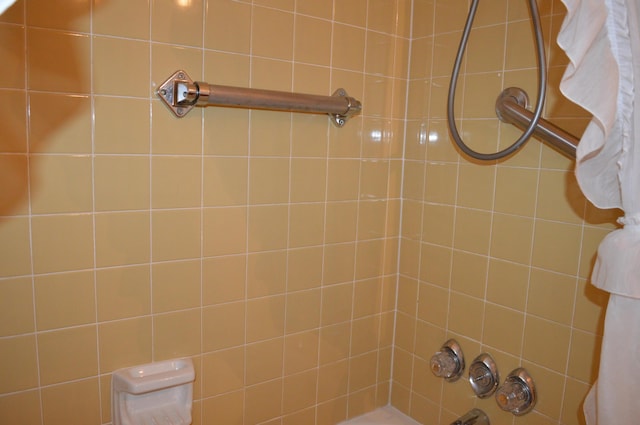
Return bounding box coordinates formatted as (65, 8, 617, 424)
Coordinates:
(557, 0, 640, 423)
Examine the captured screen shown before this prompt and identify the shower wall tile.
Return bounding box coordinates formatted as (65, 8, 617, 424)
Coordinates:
(399, 2, 611, 424)
(27, 28, 91, 93)
(0, 0, 404, 422)
(34, 271, 95, 330)
(92, 0, 150, 39)
(0, 24, 25, 89)
(26, 0, 90, 32)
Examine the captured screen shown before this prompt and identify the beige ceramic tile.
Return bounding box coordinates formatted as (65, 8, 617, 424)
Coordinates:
(0, 217, 31, 277)
(152, 260, 201, 312)
(285, 289, 321, 334)
(490, 213, 534, 264)
(486, 258, 529, 310)
(289, 203, 325, 248)
(152, 101, 203, 155)
(573, 278, 608, 335)
(204, 0, 250, 53)
(94, 97, 150, 154)
(251, 7, 293, 60)
(456, 163, 495, 210)
(536, 169, 585, 224)
(0, 92, 27, 155)
(0, 389, 41, 425)
(532, 220, 582, 275)
(494, 166, 538, 217)
(447, 292, 484, 340)
(246, 295, 285, 343)
(93, 0, 150, 39)
(152, 156, 201, 209)
(356, 239, 386, 280)
(26, 0, 90, 32)
(287, 246, 323, 291)
(248, 158, 290, 204)
(98, 317, 152, 373)
(96, 265, 150, 321)
(453, 208, 492, 255)
(528, 268, 576, 325)
(95, 211, 150, 267)
(523, 316, 571, 372)
(152, 209, 201, 261)
(333, 24, 366, 72)
(0, 25, 25, 89)
(567, 330, 601, 383)
(203, 206, 246, 257)
(295, 0, 332, 19)
(424, 162, 457, 204)
(0, 276, 33, 336)
(202, 254, 246, 305)
(244, 379, 283, 425)
(0, 335, 38, 394)
(246, 250, 287, 298)
(38, 325, 98, 385)
(203, 157, 247, 206)
(466, 25, 506, 73)
(201, 390, 244, 425)
(335, 0, 367, 27)
(283, 369, 317, 414)
(153, 309, 201, 360)
(419, 243, 452, 288)
(151, 0, 203, 46)
(246, 338, 284, 386)
(202, 301, 245, 352)
(290, 158, 327, 202)
(93, 36, 149, 97)
(248, 205, 288, 252)
(31, 214, 94, 274)
(366, 32, 395, 77)
(325, 202, 357, 244)
(34, 271, 94, 331)
(94, 155, 150, 211)
(450, 250, 488, 298)
(30, 154, 92, 214)
(483, 303, 525, 355)
(201, 346, 244, 397)
(348, 351, 377, 392)
(41, 379, 100, 425)
(284, 330, 319, 375)
(294, 15, 331, 66)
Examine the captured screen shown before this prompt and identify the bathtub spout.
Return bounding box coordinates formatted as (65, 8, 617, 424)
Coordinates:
(450, 408, 490, 425)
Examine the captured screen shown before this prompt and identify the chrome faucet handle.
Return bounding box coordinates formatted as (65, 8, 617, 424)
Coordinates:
(430, 339, 465, 382)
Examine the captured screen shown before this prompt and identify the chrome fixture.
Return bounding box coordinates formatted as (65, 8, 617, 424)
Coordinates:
(496, 88, 578, 158)
(450, 408, 490, 425)
(495, 368, 537, 415)
(430, 339, 465, 382)
(468, 353, 499, 398)
(157, 70, 362, 127)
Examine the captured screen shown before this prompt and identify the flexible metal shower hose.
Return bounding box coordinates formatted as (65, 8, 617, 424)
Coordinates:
(447, 0, 547, 160)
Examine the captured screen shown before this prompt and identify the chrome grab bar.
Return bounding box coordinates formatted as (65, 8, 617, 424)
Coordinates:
(495, 87, 578, 159)
(157, 70, 362, 127)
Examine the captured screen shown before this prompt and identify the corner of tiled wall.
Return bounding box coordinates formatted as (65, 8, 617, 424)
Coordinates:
(395, 1, 617, 425)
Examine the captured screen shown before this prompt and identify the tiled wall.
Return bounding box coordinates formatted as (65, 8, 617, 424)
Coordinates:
(0, 0, 411, 424)
(0, 1, 618, 425)
(393, 0, 618, 424)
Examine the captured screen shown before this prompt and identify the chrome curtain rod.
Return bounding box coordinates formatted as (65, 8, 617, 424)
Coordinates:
(157, 70, 362, 127)
(495, 87, 578, 159)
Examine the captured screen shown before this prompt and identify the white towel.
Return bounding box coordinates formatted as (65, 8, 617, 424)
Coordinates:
(557, 0, 640, 423)
(0, 0, 16, 16)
